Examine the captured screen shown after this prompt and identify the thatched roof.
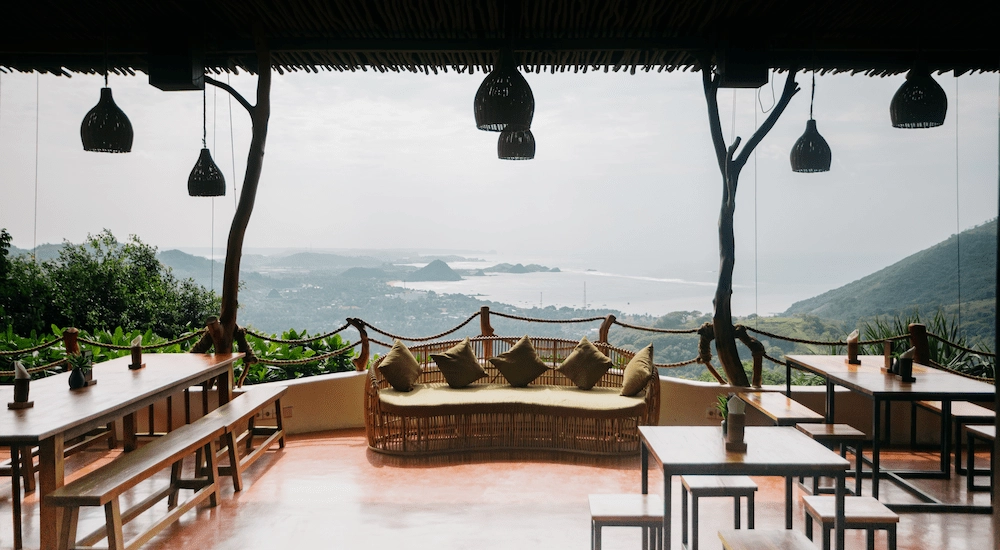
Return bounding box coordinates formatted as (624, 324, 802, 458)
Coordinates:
(1, 0, 997, 77)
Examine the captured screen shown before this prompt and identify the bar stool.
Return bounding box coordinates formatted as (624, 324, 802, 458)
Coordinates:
(588, 494, 662, 550)
(803, 495, 898, 550)
(965, 424, 995, 493)
(795, 423, 867, 496)
(680, 475, 757, 550)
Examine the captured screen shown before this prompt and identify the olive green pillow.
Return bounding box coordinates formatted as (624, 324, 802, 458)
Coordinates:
(556, 336, 613, 390)
(378, 340, 422, 392)
(431, 338, 487, 388)
(621, 344, 654, 396)
(489, 335, 549, 387)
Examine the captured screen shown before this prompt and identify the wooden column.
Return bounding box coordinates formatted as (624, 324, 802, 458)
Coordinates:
(62, 328, 79, 356)
(347, 318, 369, 371)
(480, 306, 495, 359)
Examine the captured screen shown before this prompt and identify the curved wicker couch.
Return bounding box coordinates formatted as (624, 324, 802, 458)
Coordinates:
(364, 336, 660, 456)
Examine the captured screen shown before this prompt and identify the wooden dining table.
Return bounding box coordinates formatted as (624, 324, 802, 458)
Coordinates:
(0, 353, 241, 550)
(640, 425, 850, 550)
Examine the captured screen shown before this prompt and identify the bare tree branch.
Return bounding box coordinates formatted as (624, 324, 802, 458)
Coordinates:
(700, 58, 727, 174)
(205, 76, 254, 114)
(733, 69, 800, 172)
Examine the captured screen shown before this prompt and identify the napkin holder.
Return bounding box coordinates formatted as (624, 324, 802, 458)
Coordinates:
(897, 358, 916, 383)
(129, 336, 145, 370)
(881, 341, 893, 374)
(8, 380, 33, 409)
(725, 413, 747, 452)
(846, 330, 861, 365)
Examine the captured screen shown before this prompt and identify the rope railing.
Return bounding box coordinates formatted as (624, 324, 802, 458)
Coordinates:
(358, 312, 481, 342)
(252, 340, 362, 366)
(77, 329, 207, 351)
(0, 358, 67, 377)
(370, 337, 395, 349)
(612, 319, 698, 334)
(656, 357, 700, 368)
(927, 332, 996, 358)
(0, 336, 63, 356)
(244, 323, 351, 345)
(742, 325, 909, 347)
(490, 311, 606, 324)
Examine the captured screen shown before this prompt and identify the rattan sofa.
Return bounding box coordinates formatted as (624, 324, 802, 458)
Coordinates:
(364, 336, 660, 456)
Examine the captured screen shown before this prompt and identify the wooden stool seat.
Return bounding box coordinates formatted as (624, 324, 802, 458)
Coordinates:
(588, 494, 662, 550)
(912, 400, 994, 475)
(681, 475, 757, 550)
(738, 391, 825, 426)
(796, 423, 867, 496)
(803, 495, 898, 550)
(718, 529, 815, 550)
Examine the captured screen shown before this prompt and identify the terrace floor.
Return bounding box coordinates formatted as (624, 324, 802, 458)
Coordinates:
(1, 428, 994, 549)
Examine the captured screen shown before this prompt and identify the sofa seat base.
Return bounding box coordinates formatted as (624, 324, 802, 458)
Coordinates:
(379, 384, 646, 418)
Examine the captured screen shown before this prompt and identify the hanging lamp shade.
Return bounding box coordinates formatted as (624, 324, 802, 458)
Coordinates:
(890, 67, 947, 128)
(80, 87, 133, 153)
(790, 120, 832, 173)
(498, 126, 535, 160)
(187, 148, 226, 197)
(474, 50, 534, 131)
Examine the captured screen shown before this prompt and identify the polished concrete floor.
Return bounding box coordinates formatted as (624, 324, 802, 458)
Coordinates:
(1, 429, 994, 549)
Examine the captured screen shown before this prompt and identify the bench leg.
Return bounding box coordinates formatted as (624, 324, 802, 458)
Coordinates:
(594, 521, 601, 550)
(822, 524, 832, 550)
(888, 525, 897, 550)
(691, 494, 699, 550)
(747, 492, 754, 529)
(734, 495, 741, 529)
(785, 476, 793, 529)
(275, 398, 286, 449)
(205, 440, 221, 507)
(805, 513, 813, 540)
(104, 499, 125, 550)
(681, 485, 688, 546)
(57, 506, 79, 550)
(168, 459, 183, 507)
(224, 430, 244, 492)
(245, 416, 256, 455)
(866, 528, 875, 550)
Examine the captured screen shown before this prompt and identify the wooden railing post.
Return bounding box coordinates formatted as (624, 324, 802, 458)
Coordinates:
(598, 314, 616, 344)
(348, 318, 369, 371)
(480, 307, 495, 359)
(908, 323, 930, 364)
(63, 327, 80, 356)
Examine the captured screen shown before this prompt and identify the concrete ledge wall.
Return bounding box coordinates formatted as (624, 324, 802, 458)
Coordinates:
(141, 372, 960, 443)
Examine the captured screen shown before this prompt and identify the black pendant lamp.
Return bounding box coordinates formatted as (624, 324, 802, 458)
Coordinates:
(890, 65, 947, 128)
(474, 50, 534, 132)
(498, 126, 535, 160)
(81, 69, 133, 153)
(187, 85, 225, 197)
(790, 73, 832, 173)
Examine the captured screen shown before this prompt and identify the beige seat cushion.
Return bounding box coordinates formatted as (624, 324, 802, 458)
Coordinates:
(621, 344, 653, 396)
(489, 335, 550, 387)
(557, 336, 613, 390)
(431, 338, 487, 388)
(378, 340, 422, 392)
(379, 384, 646, 417)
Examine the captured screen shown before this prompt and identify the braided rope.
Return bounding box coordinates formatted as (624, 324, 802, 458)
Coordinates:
(244, 323, 351, 345)
(656, 357, 699, 368)
(763, 353, 787, 366)
(744, 326, 908, 346)
(0, 358, 67, 377)
(254, 340, 362, 366)
(612, 319, 698, 334)
(370, 337, 395, 349)
(360, 312, 481, 342)
(0, 336, 63, 356)
(490, 311, 605, 324)
(926, 359, 995, 383)
(927, 332, 996, 358)
(77, 329, 206, 351)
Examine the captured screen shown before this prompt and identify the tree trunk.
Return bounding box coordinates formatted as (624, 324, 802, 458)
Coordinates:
(216, 36, 271, 351)
(700, 62, 799, 387)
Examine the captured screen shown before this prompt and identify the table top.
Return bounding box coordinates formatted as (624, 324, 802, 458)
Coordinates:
(786, 355, 996, 400)
(1, 353, 241, 444)
(639, 426, 849, 476)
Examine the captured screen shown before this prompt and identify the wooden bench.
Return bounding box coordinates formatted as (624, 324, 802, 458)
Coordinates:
(201, 385, 287, 491)
(803, 495, 898, 550)
(965, 424, 995, 493)
(796, 423, 867, 496)
(738, 391, 825, 426)
(45, 417, 227, 550)
(912, 400, 994, 474)
(718, 529, 815, 550)
(680, 475, 756, 550)
(588, 493, 662, 550)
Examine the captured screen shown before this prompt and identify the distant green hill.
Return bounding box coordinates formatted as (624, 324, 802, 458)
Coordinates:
(784, 219, 996, 344)
(406, 259, 462, 282)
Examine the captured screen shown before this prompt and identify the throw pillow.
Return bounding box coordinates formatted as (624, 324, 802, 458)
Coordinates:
(489, 335, 549, 387)
(621, 344, 654, 396)
(378, 340, 422, 392)
(431, 338, 487, 388)
(556, 336, 613, 390)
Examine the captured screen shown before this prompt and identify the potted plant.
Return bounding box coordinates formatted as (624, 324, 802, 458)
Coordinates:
(716, 394, 729, 435)
(67, 350, 95, 389)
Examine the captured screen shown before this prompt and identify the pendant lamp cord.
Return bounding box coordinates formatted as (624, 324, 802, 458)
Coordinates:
(202, 86, 207, 148)
(809, 73, 816, 120)
(228, 73, 237, 207)
(955, 77, 961, 331)
(104, 37, 109, 88)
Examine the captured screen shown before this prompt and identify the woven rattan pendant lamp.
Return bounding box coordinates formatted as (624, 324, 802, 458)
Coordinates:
(80, 56, 133, 153)
(474, 50, 534, 132)
(188, 85, 225, 197)
(498, 126, 535, 160)
(790, 74, 832, 172)
(890, 65, 947, 128)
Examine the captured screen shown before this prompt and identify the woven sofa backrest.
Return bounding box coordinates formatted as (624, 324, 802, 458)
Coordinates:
(369, 336, 636, 390)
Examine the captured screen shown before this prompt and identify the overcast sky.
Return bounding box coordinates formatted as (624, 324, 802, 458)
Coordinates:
(0, 67, 996, 303)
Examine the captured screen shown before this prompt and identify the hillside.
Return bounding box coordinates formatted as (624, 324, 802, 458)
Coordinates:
(784, 219, 996, 343)
(406, 259, 462, 282)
